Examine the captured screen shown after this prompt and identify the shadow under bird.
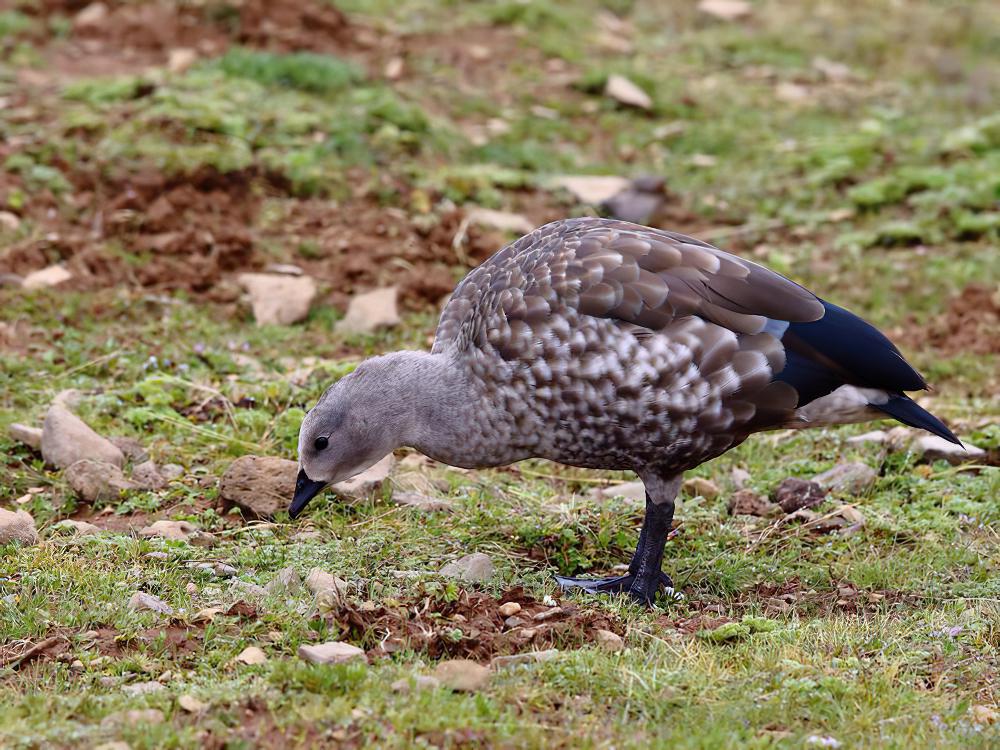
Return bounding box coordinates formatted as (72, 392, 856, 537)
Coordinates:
(291, 217, 959, 605)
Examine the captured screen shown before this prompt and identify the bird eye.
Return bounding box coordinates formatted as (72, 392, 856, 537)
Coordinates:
(314, 436, 329, 451)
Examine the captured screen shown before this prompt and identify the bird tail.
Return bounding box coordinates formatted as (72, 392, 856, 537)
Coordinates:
(874, 394, 961, 445)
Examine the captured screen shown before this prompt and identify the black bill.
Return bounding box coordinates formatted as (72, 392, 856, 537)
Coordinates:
(289, 469, 328, 518)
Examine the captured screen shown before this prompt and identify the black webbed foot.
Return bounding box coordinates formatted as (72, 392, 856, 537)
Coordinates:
(554, 571, 675, 606)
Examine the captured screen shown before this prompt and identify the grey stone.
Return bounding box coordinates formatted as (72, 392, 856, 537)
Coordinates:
(65, 459, 135, 502)
(916, 435, 986, 464)
(8, 423, 42, 450)
(231, 580, 268, 597)
(42, 404, 124, 469)
(131, 460, 166, 489)
(604, 74, 653, 110)
(595, 630, 624, 651)
(491, 649, 559, 669)
(219, 455, 297, 518)
(433, 659, 490, 691)
(50, 519, 102, 536)
(333, 454, 395, 502)
(238, 273, 317, 326)
(812, 462, 877, 495)
(110, 437, 149, 463)
(161, 464, 185, 480)
(265, 566, 301, 595)
(774, 478, 827, 514)
(305, 568, 349, 598)
(128, 592, 174, 615)
(439, 553, 494, 583)
(0, 508, 38, 545)
(335, 286, 401, 335)
(298, 641, 366, 665)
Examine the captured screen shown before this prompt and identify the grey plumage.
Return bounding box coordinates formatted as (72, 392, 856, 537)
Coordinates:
(293, 217, 957, 603)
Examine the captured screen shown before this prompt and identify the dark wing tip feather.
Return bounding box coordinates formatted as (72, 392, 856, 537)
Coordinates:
(875, 395, 962, 446)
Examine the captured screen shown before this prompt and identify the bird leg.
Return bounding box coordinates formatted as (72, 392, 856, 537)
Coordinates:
(555, 475, 680, 606)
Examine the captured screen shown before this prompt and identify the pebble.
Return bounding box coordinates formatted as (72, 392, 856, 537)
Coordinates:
(132, 460, 167, 490)
(8, 423, 42, 450)
(139, 520, 209, 544)
(332, 454, 395, 502)
(392, 491, 455, 512)
(144, 551, 170, 561)
(439, 553, 494, 583)
(231, 580, 268, 597)
(50, 519, 102, 536)
(730, 467, 751, 489)
(0, 508, 38, 545)
(161, 464, 185, 480)
(504, 615, 526, 628)
(682, 477, 720, 500)
(916, 434, 985, 464)
(602, 176, 666, 225)
(237, 272, 317, 326)
(604, 74, 653, 110)
(110, 437, 148, 463)
(433, 659, 490, 692)
(74, 2, 108, 29)
(236, 646, 268, 665)
(305, 568, 349, 598)
(167, 47, 197, 74)
(298, 641, 367, 665)
(22, 264, 73, 290)
(811, 462, 877, 495)
(42, 404, 124, 469)
(265, 566, 301, 595)
(846, 430, 887, 445)
(532, 607, 563, 622)
(191, 562, 237, 578)
(697, 0, 752, 21)
(498, 602, 521, 617)
(551, 175, 629, 206)
(65, 459, 135, 502)
(178, 694, 207, 713)
(595, 629, 625, 651)
(464, 208, 534, 235)
(590, 480, 646, 504)
(491, 649, 559, 670)
(334, 286, 400, 335)
(128, 592, 174, 615)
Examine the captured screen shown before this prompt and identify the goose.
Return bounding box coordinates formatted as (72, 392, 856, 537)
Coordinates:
(290, 217, 958, 605)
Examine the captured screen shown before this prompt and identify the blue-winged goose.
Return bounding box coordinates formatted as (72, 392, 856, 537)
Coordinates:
(291, 217, 958, 605)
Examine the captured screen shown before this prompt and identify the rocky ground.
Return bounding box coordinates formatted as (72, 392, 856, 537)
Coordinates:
(1, 1, 999, 748)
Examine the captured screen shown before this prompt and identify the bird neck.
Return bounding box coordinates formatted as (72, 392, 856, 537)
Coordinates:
(373, 350, 480, 460)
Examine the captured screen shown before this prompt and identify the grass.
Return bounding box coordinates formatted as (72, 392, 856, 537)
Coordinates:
(1, 0, 998, 747)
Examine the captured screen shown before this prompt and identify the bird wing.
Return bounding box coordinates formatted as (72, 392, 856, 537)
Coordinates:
(433, 217, 824, 354)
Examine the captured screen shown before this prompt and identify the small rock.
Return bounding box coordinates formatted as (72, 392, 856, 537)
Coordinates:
(498, 602, 521, 617)
(191, 562, 236, 578)
(970, 704, 999, 726)
(305, 568, 349, 599)
(122, 680, 164, 696)
(178, 694, 207, 713)
(66, 459, 135, 502)
(682, 477, 720, 500)
(0, 508, 38, 545)
(383, 56, 404, 80)
(391, 675, 440, 693)
(236, 646, 268, 665)
(50, 519, 102, 536)
(22, 264, 73, 290)
(775, 81, 810, 103)
(128, 592, 174, 615)
(532, 607, 563, 622)
(491, 649, 559, 670)
(552, 175, 630, 205)
(185, 582, 198, 594)
(132, 460, 167, 490)
(231, 580, 268, 597)
(8, 423, 42, 450)
(167, 47, 197, 74)
(465, 208, 534, 235)
(237, 273, 317, 326)
(333, 453, 396, 502)
(604, 74, 653, 110)
(812, 56, 851, 82)
(773, 478, 827, 513)
(298, 641, 367, 665)
(139, 520, 205, 543)
(70, 659, 84, 671)
(504, 615, 526, 628)
(812, 462, 877, 495)
(42, 404, 124, 469)
(439, 553, 494, 583)
(265, 566, 301, 595)
(433, 659, 490, 692)
(101, 709, 164, 727)
(161, 463, 185, 480)
(595, 629, 624, 651)
(110, 436, 148, 462)
(392, 491, 455, 512)
(915, 435, 985, 464)
(219, 455, 297, 518)
(145, 551, 170, 561)
(846, 430, 887, 445)
(697, 0, 751, 21)
(0, 210, 21, 231)
(591, 480, 646, 504)
(727, 489, 779, 517)
(74, 2, 108, 28)
(265, 263, 305, 276)
(335, 286, 400, 335)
